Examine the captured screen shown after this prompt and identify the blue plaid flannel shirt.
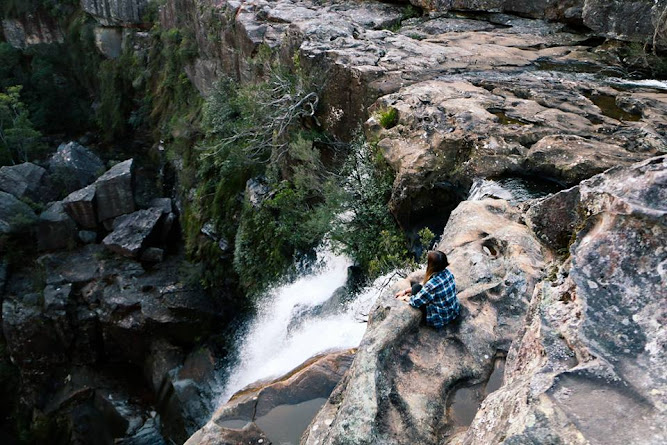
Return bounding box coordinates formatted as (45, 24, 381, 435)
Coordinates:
(409, 269, 459, 328)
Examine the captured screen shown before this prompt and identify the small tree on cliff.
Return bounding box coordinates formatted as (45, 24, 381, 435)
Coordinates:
(0, 85, 44, 165)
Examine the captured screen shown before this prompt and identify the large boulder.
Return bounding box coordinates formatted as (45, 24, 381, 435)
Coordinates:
(62, 184, 97, 229)
(102, 208, 163, 258)
(37, 201, 77, 251)
(95, 159, 135, 222)
(49, 142, 105, 193)
(0, 190, 37, 238)
(455, 156, 667, 444)
(583, 0, 667, 47)
(303, 198, 546, 445)
(0, 162, 47, 201)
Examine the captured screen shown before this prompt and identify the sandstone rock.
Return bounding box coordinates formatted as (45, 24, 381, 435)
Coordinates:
(456, 155, 667, 444)
(63, 184, 97, 229)
(94, 26, 123, 58)
(184, 422, 269, 445)
(190, 350, 354, 445)
(95, 159, 135, 222)
(525, 134, 644, 185)
(103, 208, 163, 258)
(0, 162, 47, 201)
(81, 0, 151, 26)
(37, 201, 77, 251)
(303, 199, 546, 445)
(0, 190, 37, 237)
(49, 141, 105, 192)
(366, 72, 662, 227)
(1, 12, 64, 49)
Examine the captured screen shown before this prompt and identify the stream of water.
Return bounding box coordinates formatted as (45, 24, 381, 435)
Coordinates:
(216, 243, 398, 405)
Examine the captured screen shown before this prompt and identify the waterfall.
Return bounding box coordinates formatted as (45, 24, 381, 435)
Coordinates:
(468, 177, 561, 203)
(216, 243, 398, 405)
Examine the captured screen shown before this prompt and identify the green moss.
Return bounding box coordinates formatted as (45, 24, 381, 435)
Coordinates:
(377, 107, 399, 129)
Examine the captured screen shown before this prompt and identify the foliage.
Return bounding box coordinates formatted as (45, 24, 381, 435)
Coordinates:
(0, 0, 77, 18)
(329, 137, 412, 278)
(615, 42, 667, 79)
(377, 107, 398, 129)
(0, 85, 45, 165)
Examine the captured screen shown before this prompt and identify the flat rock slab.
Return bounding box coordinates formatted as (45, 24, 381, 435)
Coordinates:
(103, 207, 163, 258)
(95, 159, 135, 222)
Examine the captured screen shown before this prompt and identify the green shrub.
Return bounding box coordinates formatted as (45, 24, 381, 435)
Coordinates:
(377, 107, 399, 129)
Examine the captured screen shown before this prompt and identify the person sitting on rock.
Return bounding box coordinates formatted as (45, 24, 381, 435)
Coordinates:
(395, 250, 460, 328)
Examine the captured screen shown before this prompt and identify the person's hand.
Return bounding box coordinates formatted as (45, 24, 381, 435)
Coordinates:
(395, 287, 411, 298)
(397, 295, 411, 303)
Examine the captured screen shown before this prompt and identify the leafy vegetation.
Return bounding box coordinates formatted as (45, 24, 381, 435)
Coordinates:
(0, 85, 45, 164)
(377, 107, 399, 129)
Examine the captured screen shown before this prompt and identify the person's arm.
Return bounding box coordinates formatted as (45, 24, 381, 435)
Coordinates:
(409, 279, 436, 308)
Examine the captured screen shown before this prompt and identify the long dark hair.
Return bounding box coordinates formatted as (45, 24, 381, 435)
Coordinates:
(423, 250, 449, 284)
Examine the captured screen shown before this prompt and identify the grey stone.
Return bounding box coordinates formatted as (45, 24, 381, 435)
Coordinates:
(95, 159, 135, 222)
(245, 178, 269, 208)
(37, 201, 77, 251)
(63, 184, 97, 229)
(140, 247, 164, 263)
(0, 190, 37, 236)
(583, 0, 667, 47)
(78, 230, 97, 244)
(102, 208, 163, 258)
(81, 0, 151, 26)
(0, 162, 47, 201)
(149, 198, 173, 214)
(49, 141, 105, 192)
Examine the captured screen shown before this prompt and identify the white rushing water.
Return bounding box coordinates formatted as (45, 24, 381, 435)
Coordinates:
(216, 243, 398, 404)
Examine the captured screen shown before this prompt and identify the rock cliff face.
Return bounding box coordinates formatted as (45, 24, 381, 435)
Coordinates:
(300, 156, 666, 445)
(455, 155, 667, 444)
(81, 0, 150, 26)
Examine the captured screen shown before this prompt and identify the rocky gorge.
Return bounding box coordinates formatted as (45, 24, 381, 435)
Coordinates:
(1, 0, 666, 444)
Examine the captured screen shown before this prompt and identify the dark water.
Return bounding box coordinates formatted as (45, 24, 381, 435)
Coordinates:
(449, 358, 506, 427)
(586, 93, 642, 122)
(255, 398, 328, 445)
